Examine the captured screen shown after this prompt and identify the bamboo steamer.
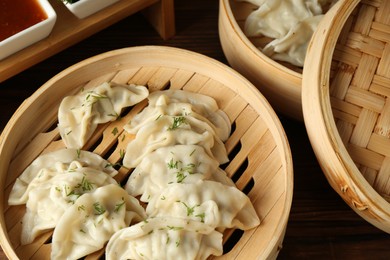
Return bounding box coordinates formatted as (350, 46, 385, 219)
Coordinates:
(0, 46, 293, 259)
(303, 0, 390, 233)
(218, 0, 303, 120)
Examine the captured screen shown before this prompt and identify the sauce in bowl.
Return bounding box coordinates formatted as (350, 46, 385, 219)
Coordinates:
(0, 0, 48, 42)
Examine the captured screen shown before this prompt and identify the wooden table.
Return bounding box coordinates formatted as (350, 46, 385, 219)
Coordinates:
(0, 1, 389, 259)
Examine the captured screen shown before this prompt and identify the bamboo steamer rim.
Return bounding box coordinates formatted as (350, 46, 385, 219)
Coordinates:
(0, 45, 294, 259)
(219, 0, 303, 120)
(302, 0, 390, 233)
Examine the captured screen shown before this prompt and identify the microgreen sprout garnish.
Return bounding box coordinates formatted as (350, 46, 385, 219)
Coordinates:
(182, 163, 195, 174)
(168, 116, 187, 130)
(66, 130, 72, 135)
(79, 229, 86, 233)
(111, 127, 119, 136)
(74, 175, 94, 192)
(176, 172, 187, 183)
(180, 201, 205, 222)
(64, 184, 74, 197)
(167, 159, 196, 183)
(76, 149, 81, 158)
(114, 198, 126, 212)
(119, 149, 125, 159)
(155, 114, 162, 121)
(167, 158, 179, 169)
(176, 239, 180, 247)
(78, 205, 86, 211)
(93, 202, 106, 215)
(195, 212, 206, 223)
(108, 112, 121, 120)
(82, 91, 108, 107)
(63, 175, 95, 203)
(167, 226, 183, 231)
(181, 202, 198, 216)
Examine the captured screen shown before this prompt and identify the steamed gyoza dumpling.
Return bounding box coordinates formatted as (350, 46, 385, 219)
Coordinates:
(146, 180, 260, 231)
(58, 81, 149, 149)
(148, 90, 231, 141)
(240, 0, 336, 66)
(263, 15, 323, 66)
(243, 0, 324, 38)
(126, 90, 231, 142)
(125, 144, 234, 202)
(17, 165, 118, 245)
(106, 217, 223, 260)
(8, 148, 117, 205)
(51, 184, 146, 260)
(123, 115, 229, 168)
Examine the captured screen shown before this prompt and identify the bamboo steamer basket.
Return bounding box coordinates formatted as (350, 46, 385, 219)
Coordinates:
(0, 46, 293, 259)
(303, 0, 390, 233)
(219, 0, 303, 120)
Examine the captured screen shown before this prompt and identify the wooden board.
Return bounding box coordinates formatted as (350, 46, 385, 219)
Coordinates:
(0, 0, 175, 83)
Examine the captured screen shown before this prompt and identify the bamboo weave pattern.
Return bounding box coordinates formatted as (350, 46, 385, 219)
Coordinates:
(330, 1, 390, 201)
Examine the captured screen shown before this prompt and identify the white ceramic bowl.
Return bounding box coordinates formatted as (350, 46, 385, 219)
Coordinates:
(0, 0, 56, 61)
(63, 0, 121, 19)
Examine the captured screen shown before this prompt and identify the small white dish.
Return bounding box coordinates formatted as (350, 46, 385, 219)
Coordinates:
(63, 0, 121, 19)
(0, 0, 57, 60)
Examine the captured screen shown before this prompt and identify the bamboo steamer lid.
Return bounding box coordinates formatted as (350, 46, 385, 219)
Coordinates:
(302, 0, 390, 233)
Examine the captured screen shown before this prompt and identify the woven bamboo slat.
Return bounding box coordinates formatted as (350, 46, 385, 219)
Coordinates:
(303, 0, 390, 233)
(0, 46, 293, 259)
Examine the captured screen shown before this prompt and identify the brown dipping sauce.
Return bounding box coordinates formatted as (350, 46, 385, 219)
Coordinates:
(0, 0, 48, 42)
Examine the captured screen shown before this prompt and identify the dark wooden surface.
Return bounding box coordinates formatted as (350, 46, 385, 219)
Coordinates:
(1, 1, 389, 259)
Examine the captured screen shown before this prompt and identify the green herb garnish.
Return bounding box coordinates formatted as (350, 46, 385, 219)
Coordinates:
(167, 158, 179, 169)
(181, 202, 198, 216)
(74, 175, 94, 192)
(93, 202, 106, 215)
(82, 91, 108, 107)
(114, 198, 126, 212)
(167, 226, 183, 231)
(195, 212, 206, 223)
(112, 127, 119, 136)
(168, 116, 186, 130)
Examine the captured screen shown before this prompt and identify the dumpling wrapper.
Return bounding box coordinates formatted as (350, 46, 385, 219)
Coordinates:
(263, 15, 323, 66)
(146, 180, 260, 231)
(58, 82, 149, 149)
(123, 115, 228, 168)
(106, 217, 223, 260)
(126, 90, 231, 142)
(17, 165, 118, 245)
(8, 148, 117, 205)
(51, 184, 146, 260)
(243, 0, 324, 39)
(125, 144, 234, 202)
(240, 0, 336, 66)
